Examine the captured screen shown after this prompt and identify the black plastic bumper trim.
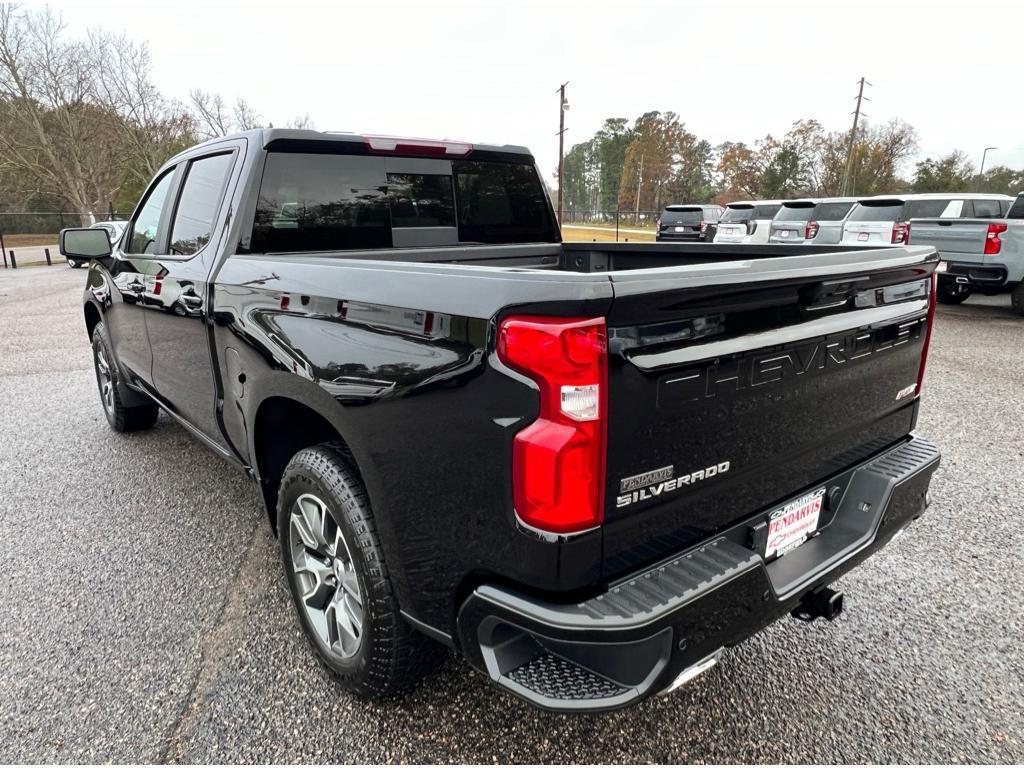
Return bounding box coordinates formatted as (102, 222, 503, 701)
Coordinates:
(456, 434, 940, 712)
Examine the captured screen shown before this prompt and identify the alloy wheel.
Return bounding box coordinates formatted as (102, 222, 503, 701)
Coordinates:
(289, 493, 364, 659)
(94, 343, 115, 416)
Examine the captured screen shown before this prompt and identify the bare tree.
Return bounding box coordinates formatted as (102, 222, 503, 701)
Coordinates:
(287, 113, 315, 130)
(90, 29, 194, 189)
(233, 97, 261, 131)
(0, 5, 193, 217)
(189, 90, 264, 138)
(189, 89, 231, 138)
(0, 5, 119, 218)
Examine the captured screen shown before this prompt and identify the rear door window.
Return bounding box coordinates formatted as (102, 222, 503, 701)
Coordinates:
(170, 153, 234, 256)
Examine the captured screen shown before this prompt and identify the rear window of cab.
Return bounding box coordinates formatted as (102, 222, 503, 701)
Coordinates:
(245, 152, 557, 253)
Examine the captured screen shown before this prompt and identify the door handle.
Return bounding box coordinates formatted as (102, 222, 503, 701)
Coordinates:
(180, 293, 203, 307)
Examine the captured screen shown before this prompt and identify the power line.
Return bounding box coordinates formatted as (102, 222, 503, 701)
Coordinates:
(840, 77, 871, 196)
(556, 81, 569, 227)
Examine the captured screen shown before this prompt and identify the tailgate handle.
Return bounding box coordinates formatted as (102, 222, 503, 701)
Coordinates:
(799, 279, 865, 311)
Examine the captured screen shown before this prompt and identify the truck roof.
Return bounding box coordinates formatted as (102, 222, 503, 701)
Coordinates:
(174, 128, 535, 163)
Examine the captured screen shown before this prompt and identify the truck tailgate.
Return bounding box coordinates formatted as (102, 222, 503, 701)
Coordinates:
(600, 248, 935, 578)
(909, 219, 989, 259)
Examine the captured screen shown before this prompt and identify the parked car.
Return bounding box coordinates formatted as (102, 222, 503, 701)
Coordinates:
(769, 198, 858, 245)
(655, 204, 723, 242)
(840, 193, 1013, 247)
(60, 129, 941, 713)
(67, 220, 128, 268)
(909, 191, 1024, 312)
(713, 200, 783, 243)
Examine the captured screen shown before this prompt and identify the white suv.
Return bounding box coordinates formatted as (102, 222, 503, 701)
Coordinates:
(713, 200, 783, 244)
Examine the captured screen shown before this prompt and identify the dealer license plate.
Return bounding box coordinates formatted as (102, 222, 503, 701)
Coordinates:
(858, 232, 869, 241)
(779, 229, 790, 237)
(765, 488, 825, 558)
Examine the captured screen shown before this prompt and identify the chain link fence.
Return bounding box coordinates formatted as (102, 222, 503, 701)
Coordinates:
(0, 209, 130, 268)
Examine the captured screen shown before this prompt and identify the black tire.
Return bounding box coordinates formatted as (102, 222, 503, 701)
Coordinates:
(936, 280, 971, 305)
(277, 444, 445, 697)
(1012, 283, 1024, 317)
(91, 321, 160, 432)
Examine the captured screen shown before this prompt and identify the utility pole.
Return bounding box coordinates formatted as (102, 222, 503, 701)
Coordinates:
(634, 152, 644, 223)
(977, 146, 997, 191)
(556, 81, 569, 227)
(840, 77, 870, 196)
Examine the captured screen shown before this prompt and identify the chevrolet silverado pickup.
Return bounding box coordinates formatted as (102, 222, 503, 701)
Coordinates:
(60, 129, 941, 713)
(908, 192, 1023, 313)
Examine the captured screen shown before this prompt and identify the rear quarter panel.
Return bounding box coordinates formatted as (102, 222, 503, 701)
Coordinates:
(211, 254, 614, 633)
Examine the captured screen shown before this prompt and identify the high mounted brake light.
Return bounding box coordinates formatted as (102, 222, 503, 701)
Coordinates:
(497, 316, 607, 534)
(363, 135, 472, 157)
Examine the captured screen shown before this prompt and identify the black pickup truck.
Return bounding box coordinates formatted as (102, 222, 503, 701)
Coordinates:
(61, 129, 941, 713)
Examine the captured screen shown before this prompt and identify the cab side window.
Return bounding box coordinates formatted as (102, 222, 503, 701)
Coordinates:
(170, 153, 234, 256)
(127, 169, 176, 254)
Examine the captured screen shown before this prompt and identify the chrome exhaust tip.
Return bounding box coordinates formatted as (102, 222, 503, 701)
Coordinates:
(659, 650, 723, 695)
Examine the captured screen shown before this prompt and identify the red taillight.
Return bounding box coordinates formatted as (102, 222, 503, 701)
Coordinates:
(805, 220, 819, 239)
(700, 221, 708, 232)
(984, 222, 1007, 254)
(916, 272, 937, 395)
(497, 316, 607, 534)
(892, 221, 910, 244)
(363, 135, 472, 157)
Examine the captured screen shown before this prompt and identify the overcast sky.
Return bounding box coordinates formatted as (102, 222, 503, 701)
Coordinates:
(55, 0, 1024, 184)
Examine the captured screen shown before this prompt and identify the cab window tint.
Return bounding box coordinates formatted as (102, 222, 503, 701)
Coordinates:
(170, 153, 234, 256)
(970, 199, 1002, 218)
(250, 153, 392, 253)
(127, 169, 175, 254)
(387, 173, 456, 228)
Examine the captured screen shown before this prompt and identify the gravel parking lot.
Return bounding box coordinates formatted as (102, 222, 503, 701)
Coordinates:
(0, 265, 1021, 763)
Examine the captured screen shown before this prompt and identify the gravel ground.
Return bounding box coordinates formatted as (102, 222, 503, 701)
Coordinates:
(0, 265, 1021, 764)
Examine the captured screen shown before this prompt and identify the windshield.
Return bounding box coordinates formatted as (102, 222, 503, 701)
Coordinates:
(774, 204, 815, 223)
(661, 207, 703, 225)
(847, 202, 904, 223)
(720, 205, 754, 223)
